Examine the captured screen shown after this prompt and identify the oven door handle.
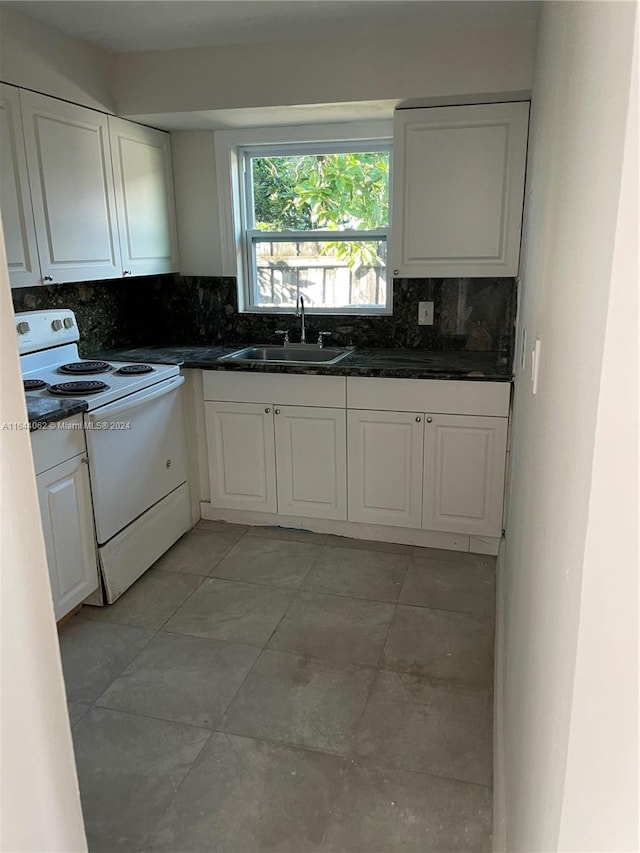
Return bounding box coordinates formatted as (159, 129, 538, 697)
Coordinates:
(88, 375, 185, 420)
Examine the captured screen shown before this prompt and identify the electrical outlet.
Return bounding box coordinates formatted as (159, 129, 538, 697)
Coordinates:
(418, 301, 434, 325)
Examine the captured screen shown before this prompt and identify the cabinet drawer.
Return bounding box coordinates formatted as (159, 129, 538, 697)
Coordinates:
(346, 377, 510, 417)
(203, 371, 346, 408)
(31, 415, 86, 475)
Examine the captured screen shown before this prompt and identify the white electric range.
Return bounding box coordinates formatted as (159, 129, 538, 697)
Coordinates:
(17, 309, 191, 604)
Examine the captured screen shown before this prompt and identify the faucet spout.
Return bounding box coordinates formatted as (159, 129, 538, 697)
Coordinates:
(296, 295, 306, 344)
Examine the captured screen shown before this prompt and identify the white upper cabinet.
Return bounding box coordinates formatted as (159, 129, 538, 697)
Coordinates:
(20, 90, 122, 283)
(109, 117, 179, 276)
(391, 102, 529, 278)
(0, 84, 40, 287)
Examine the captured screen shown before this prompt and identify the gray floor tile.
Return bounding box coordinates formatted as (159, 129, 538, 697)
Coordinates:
(400, 558, 495, 616)
(144, 732, 346, 853)
(320, 759, 492, 852)
(164, 578, 295, 646)
(153, 528, 245, 575)
(324, 534, 414, 556)
(381, 605, 494, 686)
(246, 525, 328, 546)
(268, 591, 394, 666)
(304, 546, 408, 602)
(354, 681, 492, 785)
(68, 700, 91, 726)
(82, 570, 203, 629)
(59, 619, 155, 703)
(212, 535, 321, 587)
(221, 649, 374, 755)
(96, 632, 260, 729)
(73, 707, 210, 853)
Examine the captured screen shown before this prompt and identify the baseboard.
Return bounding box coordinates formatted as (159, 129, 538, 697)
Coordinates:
(493, 536, 508, 852)
(198, 502, 494, 553)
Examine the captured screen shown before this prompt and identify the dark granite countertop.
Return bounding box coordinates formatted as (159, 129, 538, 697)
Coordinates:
(96, 345, 513, 381)
(26, 396, 88, 431)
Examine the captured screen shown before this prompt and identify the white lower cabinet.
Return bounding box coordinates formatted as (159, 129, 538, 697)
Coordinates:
(201, 373, 510, 545)
(36, 454, 99, 621)
(205, 400, 346, 520)
(205, 401, 277, 513)
(423, 414, 508, 537)
(347, 409, 424, 529)
(275, 406, 346, 520)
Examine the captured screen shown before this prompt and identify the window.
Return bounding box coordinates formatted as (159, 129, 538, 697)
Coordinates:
(225, 132, 391, 314)
(244, 145, 390, 314)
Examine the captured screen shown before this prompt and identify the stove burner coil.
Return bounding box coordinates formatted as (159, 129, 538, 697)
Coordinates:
(58, 361, 112, 375)
(48, 381, 110, 396)
(115, 364, 154, 375)
(24, 379, 48, 391)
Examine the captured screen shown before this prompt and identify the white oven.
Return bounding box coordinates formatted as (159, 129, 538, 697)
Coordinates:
(85, 375, 191, 603)
(86, 376, 187, 544)
(17, 309, 192, 605)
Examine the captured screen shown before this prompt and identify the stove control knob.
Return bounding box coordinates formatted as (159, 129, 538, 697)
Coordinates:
(16, 321, 30, 335)
(63, 317, 74, 329)
(51, 319, 63, 331)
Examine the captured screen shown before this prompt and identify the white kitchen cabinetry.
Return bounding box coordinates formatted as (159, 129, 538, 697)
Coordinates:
(203, 373, 347, 521)
(391, 102, 529, 278)
(31, 417, 99, 621)
(20, 90, 122, 283)
(275, 406, 346, 520)
(422, 414, 508, 537)
(200, 372, 510, 551)
(205, 401, 277, 513)
(0, 84, 40, 287)
(348, 409, 424, 529)
(109, 117, 179, 276)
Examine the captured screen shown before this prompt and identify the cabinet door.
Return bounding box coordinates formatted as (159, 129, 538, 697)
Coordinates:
(423, 414, 508, 536)
(36, 455, 99, 621)
(109, 117, 179, 276)
(275, 406, 346, 521)
(20, 90, 121, 283)
(391, 102, 529, 278)
(348, 409, 423, 529)
(0, 84, 40, 287)
(205, 401, 277, 513)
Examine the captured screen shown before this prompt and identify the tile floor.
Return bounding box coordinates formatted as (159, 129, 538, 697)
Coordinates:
(60, 521, 496, 852)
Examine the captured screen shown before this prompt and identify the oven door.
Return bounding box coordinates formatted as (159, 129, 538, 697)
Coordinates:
(85, 375, 187, 544)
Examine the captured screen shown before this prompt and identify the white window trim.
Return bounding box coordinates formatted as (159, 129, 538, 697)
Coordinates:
(213, 121, 393, 315)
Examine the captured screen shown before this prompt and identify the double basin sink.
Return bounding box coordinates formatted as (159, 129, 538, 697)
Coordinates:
(220, 344, 354, 366)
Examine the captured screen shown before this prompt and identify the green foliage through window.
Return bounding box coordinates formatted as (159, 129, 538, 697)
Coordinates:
(251, 152, 389, 232)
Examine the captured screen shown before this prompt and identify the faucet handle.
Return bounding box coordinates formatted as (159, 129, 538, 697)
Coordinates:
(275, 330, 290, 345)
(317, 331, 331, 348)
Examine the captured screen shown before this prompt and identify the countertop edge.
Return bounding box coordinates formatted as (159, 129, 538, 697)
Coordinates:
(26, 398, 89, 432)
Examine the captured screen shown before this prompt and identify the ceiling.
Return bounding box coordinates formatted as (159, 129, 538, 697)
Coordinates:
(3, 0, 540, 53)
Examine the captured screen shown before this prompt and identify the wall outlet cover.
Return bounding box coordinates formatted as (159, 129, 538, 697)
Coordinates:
(418, 301, 434, 325)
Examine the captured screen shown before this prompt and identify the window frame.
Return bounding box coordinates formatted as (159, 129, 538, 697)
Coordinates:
(213, 122, 393, 316)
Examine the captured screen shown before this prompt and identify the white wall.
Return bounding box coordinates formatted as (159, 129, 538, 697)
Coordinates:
(115, 24, 536, 119)
(557, 29, 638, 849)
(0, 4, 114, 112)
(0, 223, 87, 851)
(171, 132, 222, 276)
(496, 2, 638, 850)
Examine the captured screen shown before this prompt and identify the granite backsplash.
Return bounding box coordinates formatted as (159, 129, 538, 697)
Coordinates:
(12, 275, 517, 360)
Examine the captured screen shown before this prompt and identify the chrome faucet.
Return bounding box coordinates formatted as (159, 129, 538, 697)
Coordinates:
(296, 295, 306, 344)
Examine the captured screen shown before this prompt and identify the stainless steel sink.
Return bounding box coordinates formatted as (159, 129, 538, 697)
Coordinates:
(220, 345, 354, 366)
